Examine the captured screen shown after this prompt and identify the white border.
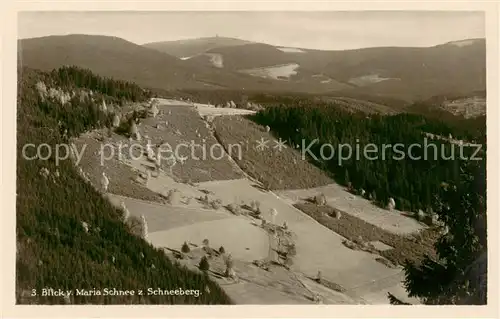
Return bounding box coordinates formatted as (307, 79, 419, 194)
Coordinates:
(1, 1, 499, 318)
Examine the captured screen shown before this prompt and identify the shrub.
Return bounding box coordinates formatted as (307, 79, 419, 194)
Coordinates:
(198, 194, 210, 206)
(166, 189, 181, 205)
(226, 203, 241, 215)
(333, 210, 342, 220)
(250, 200, 261, 214)
(287, 243, 297, 257)
(218, 246, 225, 254)
(416, 209, 426, 221)
(354, 235, 364, 245)
(126, 215, 144, 237)
(210, 199, 223, 210)
(224, 253, 234, 269)
(284, 257, 294, 269)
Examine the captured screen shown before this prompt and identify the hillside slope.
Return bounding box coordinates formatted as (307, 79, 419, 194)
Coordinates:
(324, 39, 486, 100)
(16, 66, 232, 304)
(18, 34, 205, 90)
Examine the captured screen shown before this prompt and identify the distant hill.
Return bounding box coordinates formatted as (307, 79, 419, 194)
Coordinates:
(16, 65, 232, 304)
(19, 34, 486, 102)
(18, 34, 204, 90)
(193, 38, 486, 101)
(143, 36, 252, 58)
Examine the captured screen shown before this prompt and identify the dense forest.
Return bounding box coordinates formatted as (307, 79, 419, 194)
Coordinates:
(252, 101, 486, 213)
(16, 66, 232, 304)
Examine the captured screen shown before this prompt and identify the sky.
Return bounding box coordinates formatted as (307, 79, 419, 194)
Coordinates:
(18, 11, 485, 50)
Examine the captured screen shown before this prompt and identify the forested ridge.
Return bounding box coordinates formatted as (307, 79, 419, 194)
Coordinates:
(16, 66, 232, 304)
(252, 101, 486, 213)
(15, 64, 487, 305)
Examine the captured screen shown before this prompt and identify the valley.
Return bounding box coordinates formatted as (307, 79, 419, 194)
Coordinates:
(66, 97, 439, 304)
(15, 21, 487, 306)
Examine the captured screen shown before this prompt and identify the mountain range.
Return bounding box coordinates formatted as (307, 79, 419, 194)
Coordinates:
(18, 35, 486, 102)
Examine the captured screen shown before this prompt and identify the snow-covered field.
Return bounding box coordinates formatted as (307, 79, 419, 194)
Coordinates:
(191, 102, 256, 117)
(151, 98, 193, 106)
(195, 105, 257, 117)
(448, 39, 478, 47)
(107, 170, 414, 303)
(194, 179, 409, 298)
(149, 218, 270, 262)
(240, 63, 300, 80)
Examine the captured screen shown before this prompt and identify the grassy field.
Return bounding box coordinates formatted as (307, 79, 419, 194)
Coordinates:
(294, 202, 440, 266)
(275, 184, 424, 235)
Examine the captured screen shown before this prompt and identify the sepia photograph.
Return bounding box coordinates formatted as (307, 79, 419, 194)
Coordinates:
(2, 2, 497, 317)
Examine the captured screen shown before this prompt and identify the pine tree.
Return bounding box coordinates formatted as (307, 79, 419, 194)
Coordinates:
(181, 242, 191, 253)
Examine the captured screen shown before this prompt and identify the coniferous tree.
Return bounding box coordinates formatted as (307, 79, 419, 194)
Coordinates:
(181, 242, 191, 254)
